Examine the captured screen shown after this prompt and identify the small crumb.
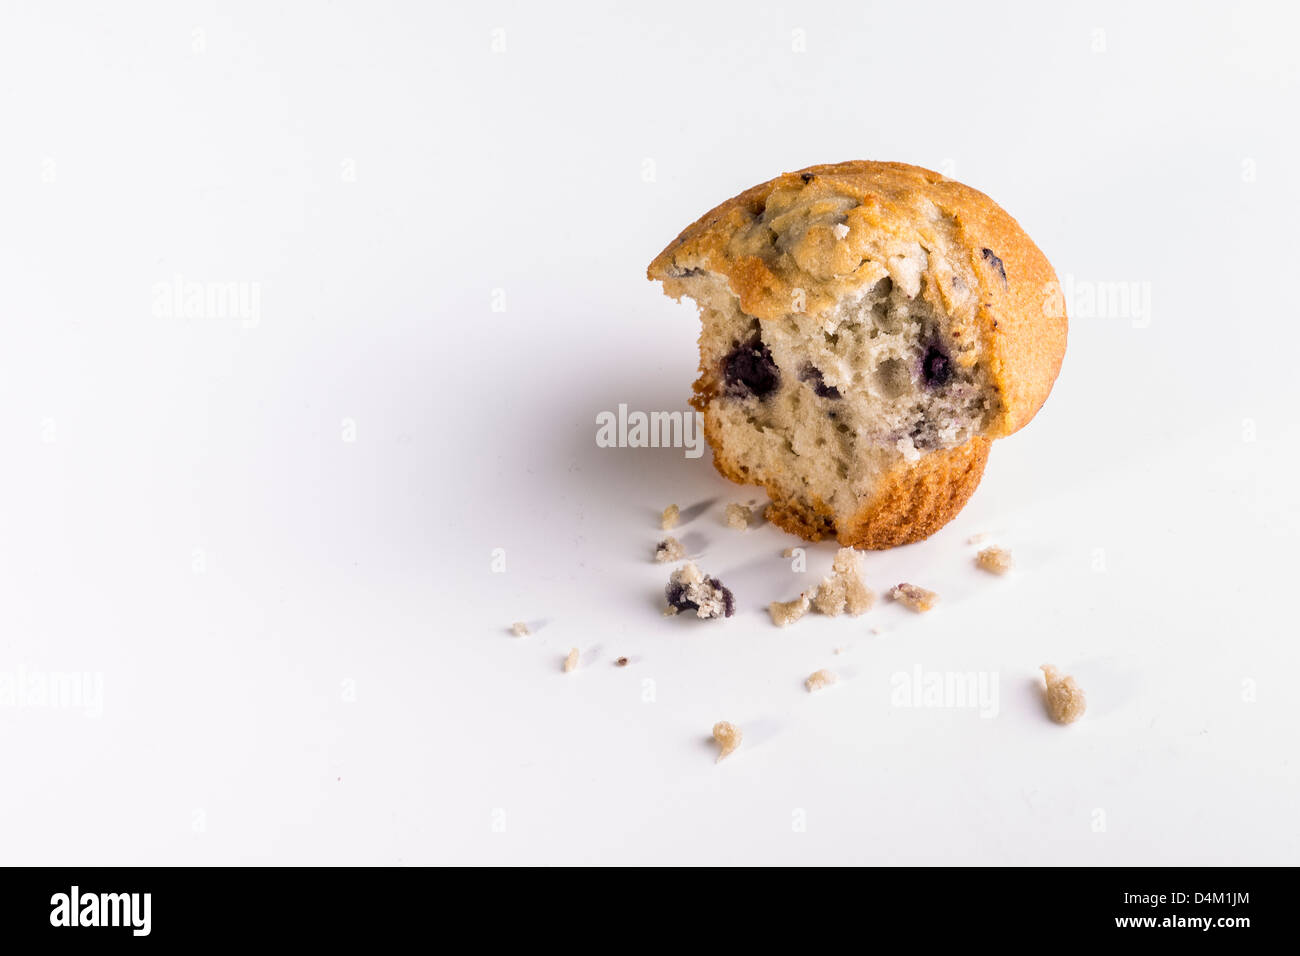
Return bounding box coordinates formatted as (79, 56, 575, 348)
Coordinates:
(966, 533, 991, 545)
(976, 545, 1014, 575)
(832, 222, 850, 240)
(805, 669, 838, 692)
(725, 502, 752, 530)
(782, 547, 798, 558)
(563, 648, 579, 673)
(869, 627, 882, 635)
(1041, 664, 1086, 724)
(832, 646, 846, 655)
(614, 656, 629, 667)
(654, 536, 686, 563)
(664, 562, 735, 620)
(510, 621, 530, 637)
(888, 583, 939, 612)
(768, 593, 810, 627)
(712, 721, 741, 762)
(813, 547, 875, 616)
(660, 503, 680, 530)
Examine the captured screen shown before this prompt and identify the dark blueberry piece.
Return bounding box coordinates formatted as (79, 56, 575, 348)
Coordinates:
(921, 345, 953, 388)
(981, 248, 1007, 284)
(665, 581, 698, 614)
(799, 364, 841, 399)
(707, 577, 736, 618)
(801, 172, 814, 184)
(722, 339, 780, 398)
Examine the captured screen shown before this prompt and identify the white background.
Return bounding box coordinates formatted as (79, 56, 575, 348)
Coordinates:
(1, 1, 1296, 865)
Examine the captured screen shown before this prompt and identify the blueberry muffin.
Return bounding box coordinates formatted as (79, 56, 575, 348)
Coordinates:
(647, 161, 1067, 549)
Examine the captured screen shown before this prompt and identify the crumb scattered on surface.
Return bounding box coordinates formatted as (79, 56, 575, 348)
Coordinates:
(869, 627, 882, 635)
(768, 593, 810, 627)
(888, 583, 939, 613)
(725, 502, 752, 530)
(664, 562, 735, 620)
(966, 533, 991, 545)
(654, 536, 686, 563)
(563, 648, 579, 673)
(782, 547, 798, 558)
(660, 504, 680, 530)
(1041, 664, 1086, 724)
(712, 721, 741, 762)
(889, 582, 941, 613)
(805, 669, 838, 692)
(976, 545, 1014, 575)
(614, 656, 629, 667)
(510, 621, 530, 637)
(813, 547, 875, 617)
(833, 646, 846, 655)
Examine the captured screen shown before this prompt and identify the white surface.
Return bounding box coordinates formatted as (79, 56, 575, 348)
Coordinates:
(1, 1, 1297, 865)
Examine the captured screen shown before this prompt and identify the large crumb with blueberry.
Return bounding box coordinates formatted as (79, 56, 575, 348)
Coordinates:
(888, 583, 938, 612)
(664, 562, 735, 619)
(1040, 665, 1086, 724)
(654, 537, 686, 562)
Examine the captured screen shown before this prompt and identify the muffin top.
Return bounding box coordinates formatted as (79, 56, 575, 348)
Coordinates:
(648, 161, 1067, 437)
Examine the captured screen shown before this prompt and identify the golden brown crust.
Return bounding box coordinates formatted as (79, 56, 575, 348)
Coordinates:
(649, 160, 1067, 436)
(838, 438, 990, 548)
(705, 407, 990, 550)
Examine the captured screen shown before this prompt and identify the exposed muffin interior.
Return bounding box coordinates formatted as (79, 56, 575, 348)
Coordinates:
(681, 270, 999, 532)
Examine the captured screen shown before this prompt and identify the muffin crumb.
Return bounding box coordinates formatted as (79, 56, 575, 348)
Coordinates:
(888, 583, 939, 612)
(725, 502, 752, 530)
(510, 621, 530, 637)
(976, 545, 1013, 575)
(664, 562, 735, 620)
(654, 536, 686, 563)
(660, 504, 680, 530)
(813, 548, 875, 616)
(782, 547, 798, 558)
(1041, 664, 1086, 724)
(966, 533, 991, 545)
(712, 721, 742, 762)
(614, 656, 629, 667)
(768, 593, 810, 627)
(805, 669, 838, 692)
(563, 648, 579, 673)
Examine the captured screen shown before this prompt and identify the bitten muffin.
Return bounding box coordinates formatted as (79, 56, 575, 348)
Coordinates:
(647, 160, 1067, 549)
